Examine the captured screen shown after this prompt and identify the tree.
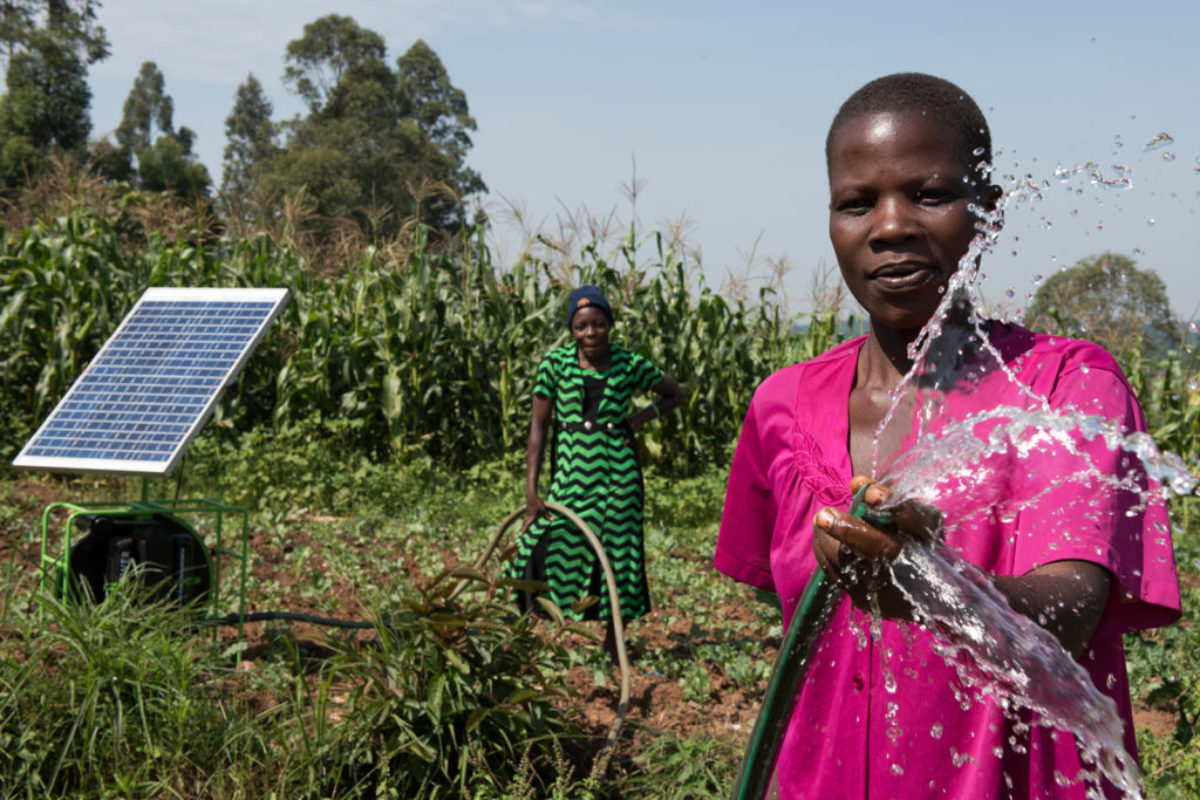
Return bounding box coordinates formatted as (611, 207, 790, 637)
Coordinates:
(282, 14, 385, 113)
(1025, 252, 1180, 358)
(115, 60, 173, 155)
(220, 72, 276, 210)
(395, 39, 485, 229)
(256, 15, 484, 237)
(0, 0, 107, 186)
(1, 0, 108, 68)
(0, 31, 89, 183)
(104, 61, 211, 199)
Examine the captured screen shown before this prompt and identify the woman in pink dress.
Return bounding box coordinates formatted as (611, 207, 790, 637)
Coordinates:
(714, 73, 1180, 799)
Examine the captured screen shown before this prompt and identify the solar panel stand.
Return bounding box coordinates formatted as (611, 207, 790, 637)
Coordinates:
(16, 288, 290, 659)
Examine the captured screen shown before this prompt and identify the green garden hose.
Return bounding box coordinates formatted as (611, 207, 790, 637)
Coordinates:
(730, 483, 889, 799)
(730, 568, 835, 800)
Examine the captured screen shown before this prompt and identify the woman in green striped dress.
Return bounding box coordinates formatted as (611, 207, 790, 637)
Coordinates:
(511, 285, 684, 654)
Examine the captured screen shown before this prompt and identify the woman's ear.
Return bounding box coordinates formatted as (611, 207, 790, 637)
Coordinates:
(985, 183, 1003, 212)
(981, 183, 1004, 233)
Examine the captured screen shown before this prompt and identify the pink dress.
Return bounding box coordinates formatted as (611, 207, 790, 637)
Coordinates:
(715, 324, 1180, 799)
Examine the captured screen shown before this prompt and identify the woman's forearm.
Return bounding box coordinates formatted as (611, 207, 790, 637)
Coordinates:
(992, 560, 1111, 657)
(525, 439, 542, 500)
(526, 395, 552, 501)
(630, 375, 685, 430)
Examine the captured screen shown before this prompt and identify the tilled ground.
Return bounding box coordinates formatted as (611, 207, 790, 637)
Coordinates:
(0, 477, 768, 773)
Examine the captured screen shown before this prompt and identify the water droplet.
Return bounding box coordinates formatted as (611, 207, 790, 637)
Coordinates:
(1147, 218, 1156, 226)
(1163, 151, 1176, 162)
(1144, 132, 1174, 149)
(931, 723, 944, 739)
(1032, 274, 1043, 284)
(972, 146, 986, 156)
(891, 763, 905, 776)
(1006, 288, 1015, 298)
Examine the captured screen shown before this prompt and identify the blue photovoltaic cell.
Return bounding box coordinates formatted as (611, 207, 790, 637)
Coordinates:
(14, 290, 287, 475)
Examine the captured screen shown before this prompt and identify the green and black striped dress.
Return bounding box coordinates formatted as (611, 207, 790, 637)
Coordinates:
(509, 343, 663, 622)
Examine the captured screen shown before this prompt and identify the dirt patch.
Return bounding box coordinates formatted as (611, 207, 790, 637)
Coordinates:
(1132, 708, 1176, 740)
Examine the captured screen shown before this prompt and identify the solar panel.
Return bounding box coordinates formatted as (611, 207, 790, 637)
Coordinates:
(12, 287, 289, 476)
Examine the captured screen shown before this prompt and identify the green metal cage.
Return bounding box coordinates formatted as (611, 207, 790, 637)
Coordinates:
(40, 497, 251, 644)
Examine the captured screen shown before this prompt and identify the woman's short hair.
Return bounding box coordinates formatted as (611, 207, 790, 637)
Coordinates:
(826, 73, 992, 180)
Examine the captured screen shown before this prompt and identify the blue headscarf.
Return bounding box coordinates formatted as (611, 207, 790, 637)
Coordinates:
(565, 285, 614, 327)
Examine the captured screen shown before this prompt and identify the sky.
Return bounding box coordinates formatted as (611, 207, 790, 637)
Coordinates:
(85, 0, 1200, 319)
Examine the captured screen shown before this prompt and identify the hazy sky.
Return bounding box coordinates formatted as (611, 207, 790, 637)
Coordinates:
(86, 0, 1200, 319)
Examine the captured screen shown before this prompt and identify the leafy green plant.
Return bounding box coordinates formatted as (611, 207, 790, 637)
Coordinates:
(291, 567, 588, 799)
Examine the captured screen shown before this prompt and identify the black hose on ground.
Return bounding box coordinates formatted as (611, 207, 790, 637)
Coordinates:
(205, 610, 375, 629)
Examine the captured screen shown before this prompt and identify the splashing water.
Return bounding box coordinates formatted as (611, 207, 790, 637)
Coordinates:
(853, 169, 1195, 798)
(892, 542, 1141, 798)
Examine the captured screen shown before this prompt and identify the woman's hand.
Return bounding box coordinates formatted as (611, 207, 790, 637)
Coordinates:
(522, 494, 551, 533)
(812, 475, 943, 619)
(620, 418, 636, 448)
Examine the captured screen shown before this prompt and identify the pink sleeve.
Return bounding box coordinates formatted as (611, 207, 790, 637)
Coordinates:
(1011, 361, 1180, 636)
(715, 394, 778, 592)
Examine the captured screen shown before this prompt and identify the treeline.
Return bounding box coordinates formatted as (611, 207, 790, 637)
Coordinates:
(0, 202, 836, 475)
(1, 5, 482, 238)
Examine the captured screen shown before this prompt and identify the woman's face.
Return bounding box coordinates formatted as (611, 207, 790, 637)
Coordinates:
(827, 111, 984, 331)
(570, 305, 612, 360)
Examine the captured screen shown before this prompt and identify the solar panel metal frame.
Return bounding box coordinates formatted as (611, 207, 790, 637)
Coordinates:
(12, 287, 289, 476)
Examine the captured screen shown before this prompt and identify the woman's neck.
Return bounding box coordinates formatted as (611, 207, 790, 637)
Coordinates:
(860, 298, 991, 397)
(858, 324, 917, 392)
(577, 346, 612, 371)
